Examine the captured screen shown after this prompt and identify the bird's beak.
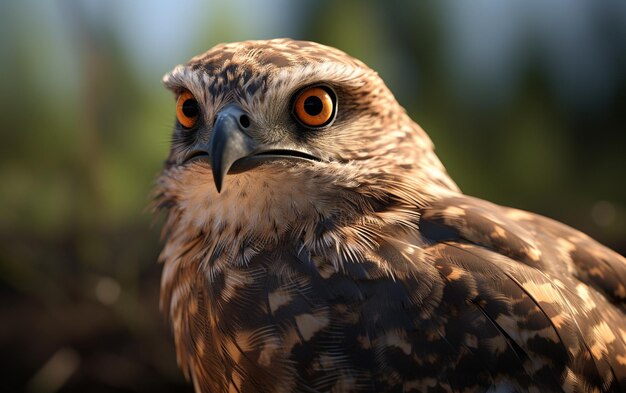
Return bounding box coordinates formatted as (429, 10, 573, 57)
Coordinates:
(184, 105, 321, 193)
(207, 105, 255, 193)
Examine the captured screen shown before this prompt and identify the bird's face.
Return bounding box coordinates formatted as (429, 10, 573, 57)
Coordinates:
(157, 39, 455, 247)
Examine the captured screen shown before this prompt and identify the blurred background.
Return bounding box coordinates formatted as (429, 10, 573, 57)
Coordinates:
(1, 0, 625, 391)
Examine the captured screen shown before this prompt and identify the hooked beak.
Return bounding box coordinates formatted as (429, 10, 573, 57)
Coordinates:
(184, 105, 321, 193)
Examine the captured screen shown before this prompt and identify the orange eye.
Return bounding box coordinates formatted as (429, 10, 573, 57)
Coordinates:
(176, 90, 199, 128)
(293, 86, 335, 127)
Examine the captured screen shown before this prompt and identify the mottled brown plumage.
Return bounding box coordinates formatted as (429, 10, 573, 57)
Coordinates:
(155, 39, 626, 392)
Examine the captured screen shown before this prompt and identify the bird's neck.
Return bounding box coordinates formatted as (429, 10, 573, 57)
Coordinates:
(156, 159, 458, 281)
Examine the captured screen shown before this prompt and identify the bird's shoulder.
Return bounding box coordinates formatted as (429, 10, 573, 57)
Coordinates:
(417, 194, 626, 306)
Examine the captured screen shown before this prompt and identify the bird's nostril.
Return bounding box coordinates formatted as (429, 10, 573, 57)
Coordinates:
(239, 114, 250, 128)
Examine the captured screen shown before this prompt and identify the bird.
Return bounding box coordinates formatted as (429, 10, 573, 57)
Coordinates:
(154, 39, 626, 393)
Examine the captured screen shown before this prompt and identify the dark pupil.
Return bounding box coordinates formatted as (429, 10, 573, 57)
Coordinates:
(303, 96, 323, 116)
(182, 99, 199, 118)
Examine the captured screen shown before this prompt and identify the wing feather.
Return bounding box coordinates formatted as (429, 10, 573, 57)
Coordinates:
(418, 195, 626, 391)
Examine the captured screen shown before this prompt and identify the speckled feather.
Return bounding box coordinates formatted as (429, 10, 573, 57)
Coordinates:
(155, 39, 626, 393)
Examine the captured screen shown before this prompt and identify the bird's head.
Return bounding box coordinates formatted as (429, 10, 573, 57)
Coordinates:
(156, 39, 457, 259)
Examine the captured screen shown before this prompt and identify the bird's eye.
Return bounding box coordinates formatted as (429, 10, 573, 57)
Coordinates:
(176, 90, 199, 129)
(293, 86, 336, 127)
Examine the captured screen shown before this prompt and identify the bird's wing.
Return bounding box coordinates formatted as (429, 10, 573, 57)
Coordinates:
(416, 195, 626, 391)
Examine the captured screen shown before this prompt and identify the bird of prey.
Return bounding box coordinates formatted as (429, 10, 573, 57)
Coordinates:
(155, 39, 626, 393)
